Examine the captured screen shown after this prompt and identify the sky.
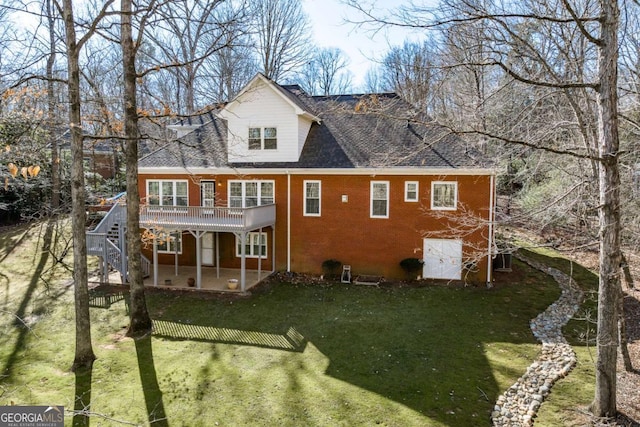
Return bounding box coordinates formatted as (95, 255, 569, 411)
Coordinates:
(302, 0, 427, 90)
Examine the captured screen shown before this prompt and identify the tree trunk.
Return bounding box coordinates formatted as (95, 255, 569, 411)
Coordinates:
(62, 0, 96, 372)
(46, 0, 60, 213)
(122, 0, 153, 338)
(592, 0, 622, 417)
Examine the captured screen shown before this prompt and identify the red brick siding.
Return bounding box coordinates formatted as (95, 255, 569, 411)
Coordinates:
(139, 172, 493, 283)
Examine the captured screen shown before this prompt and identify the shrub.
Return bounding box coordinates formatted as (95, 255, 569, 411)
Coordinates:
(399, 257, 424, 279)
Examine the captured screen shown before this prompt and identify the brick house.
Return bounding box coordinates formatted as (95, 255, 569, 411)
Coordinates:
(89, 73, 496, 290)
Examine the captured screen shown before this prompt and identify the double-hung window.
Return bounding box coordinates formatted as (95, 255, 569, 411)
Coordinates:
(431, 181, 457, 210)
(235, 232, 267, 258)
(156, 232, 182, 254)
(228, 180, 275, 208)
(370, 181, 389, 218)
(304, 180, 321, 216)
(147, 180, 188, 206)
(248, 127, 277, 150)
(405, 181, 419, 202)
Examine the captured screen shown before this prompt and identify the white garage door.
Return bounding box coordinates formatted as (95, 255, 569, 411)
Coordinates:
(423, 238, 462, 280)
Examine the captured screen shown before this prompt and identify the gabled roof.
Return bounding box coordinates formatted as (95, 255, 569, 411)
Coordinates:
(139, 85, 488, 171)
(218, 73, 320, 123)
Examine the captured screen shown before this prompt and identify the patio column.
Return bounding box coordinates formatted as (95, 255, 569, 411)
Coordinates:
(258, 228, 262, 281)
(235, 231, 247, 292)
(174, 237, 178, 276)
(272, 225, 276, 273)
(152, 230, 158, 286)
(215, 232, 220, 278)
(189, 230, 204, 289)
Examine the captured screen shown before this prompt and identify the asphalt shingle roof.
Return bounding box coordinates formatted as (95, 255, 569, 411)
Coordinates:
(139, 83, 486, 170)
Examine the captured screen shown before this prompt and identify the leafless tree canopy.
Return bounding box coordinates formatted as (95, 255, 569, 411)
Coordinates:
(251, 0, 313, 81)
(298, 47, 353, 96)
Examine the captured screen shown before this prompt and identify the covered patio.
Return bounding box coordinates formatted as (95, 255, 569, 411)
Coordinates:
(140, 204, 277, 292)
(91, 266, 267, 293)
(87, 203, 277, 292)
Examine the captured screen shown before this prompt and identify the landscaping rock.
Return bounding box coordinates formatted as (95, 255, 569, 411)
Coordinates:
(491, 254, 584, 427)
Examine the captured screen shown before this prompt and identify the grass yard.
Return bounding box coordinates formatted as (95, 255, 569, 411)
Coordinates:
(521, 248, 600, 426)
(0, 220, 599, 426)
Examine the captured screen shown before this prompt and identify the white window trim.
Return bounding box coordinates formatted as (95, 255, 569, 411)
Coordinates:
(303, 180, 321, 216)
(201, 180, 216, 207)
(228, 180, 275, 208)
(431, 181, 458, 211)
(370, 181, 389, 219)
(147, 179, 189, 206)
(156, 232, 182, 254)
(405, 181, 419, 202)
(235, 232, 268, 258)
(248, 126, 277, 150)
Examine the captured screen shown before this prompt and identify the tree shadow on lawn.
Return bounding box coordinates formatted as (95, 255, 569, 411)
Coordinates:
(1, 220, 56, 379)
(89, 286, 168, 426)
(140, 261, 560, 426)
(0, 223, 31, 265)
(134, 336, 169, 427)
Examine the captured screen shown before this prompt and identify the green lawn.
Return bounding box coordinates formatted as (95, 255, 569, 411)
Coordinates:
(520, 248, 600, 426)
(0, 220, 597, 426)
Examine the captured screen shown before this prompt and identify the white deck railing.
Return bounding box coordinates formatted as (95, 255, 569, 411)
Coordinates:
(139, 204, 276, 232)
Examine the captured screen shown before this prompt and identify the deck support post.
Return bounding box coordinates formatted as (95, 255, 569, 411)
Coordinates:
(235, 231, 247, 292)
(119, 220, 127, 283)
(215, 232, 220, 278)
(152, 230, 158, 286)
(258, 228, 262, 281)
(101, 256, 108, 284)
(189, 230, 205, 289)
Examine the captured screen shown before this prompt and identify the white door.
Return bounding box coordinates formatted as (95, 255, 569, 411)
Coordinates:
(423, 238, 462, 280)
(201, 181, 216, 208)
(202, 232, 215, 266)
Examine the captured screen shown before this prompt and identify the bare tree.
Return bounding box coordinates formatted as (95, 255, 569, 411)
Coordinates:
(362, 66, 387, 93)
(121, 0, 153, 338)
(201, 3, 257, 102)
(40, 0, 62, 213)
(298, 47, 353, 96)
(61, 0, 115, 372)
(381, 40, 436, 112)
(144, 0, 248, 114)
(346, 0, 624, 417)
(251, 0, 312, 81)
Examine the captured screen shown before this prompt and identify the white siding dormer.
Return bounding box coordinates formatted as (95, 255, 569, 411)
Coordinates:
(218, 74, 318, 163)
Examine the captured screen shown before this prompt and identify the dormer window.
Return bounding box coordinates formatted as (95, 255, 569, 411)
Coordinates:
(248, 127, 277, 150)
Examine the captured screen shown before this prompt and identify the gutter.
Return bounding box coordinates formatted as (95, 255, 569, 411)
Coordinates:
(139, 167, 497, 176)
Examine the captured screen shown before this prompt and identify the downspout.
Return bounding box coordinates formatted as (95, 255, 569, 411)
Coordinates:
(287, 170, 291, 272)
(486, 174, 495, 287)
